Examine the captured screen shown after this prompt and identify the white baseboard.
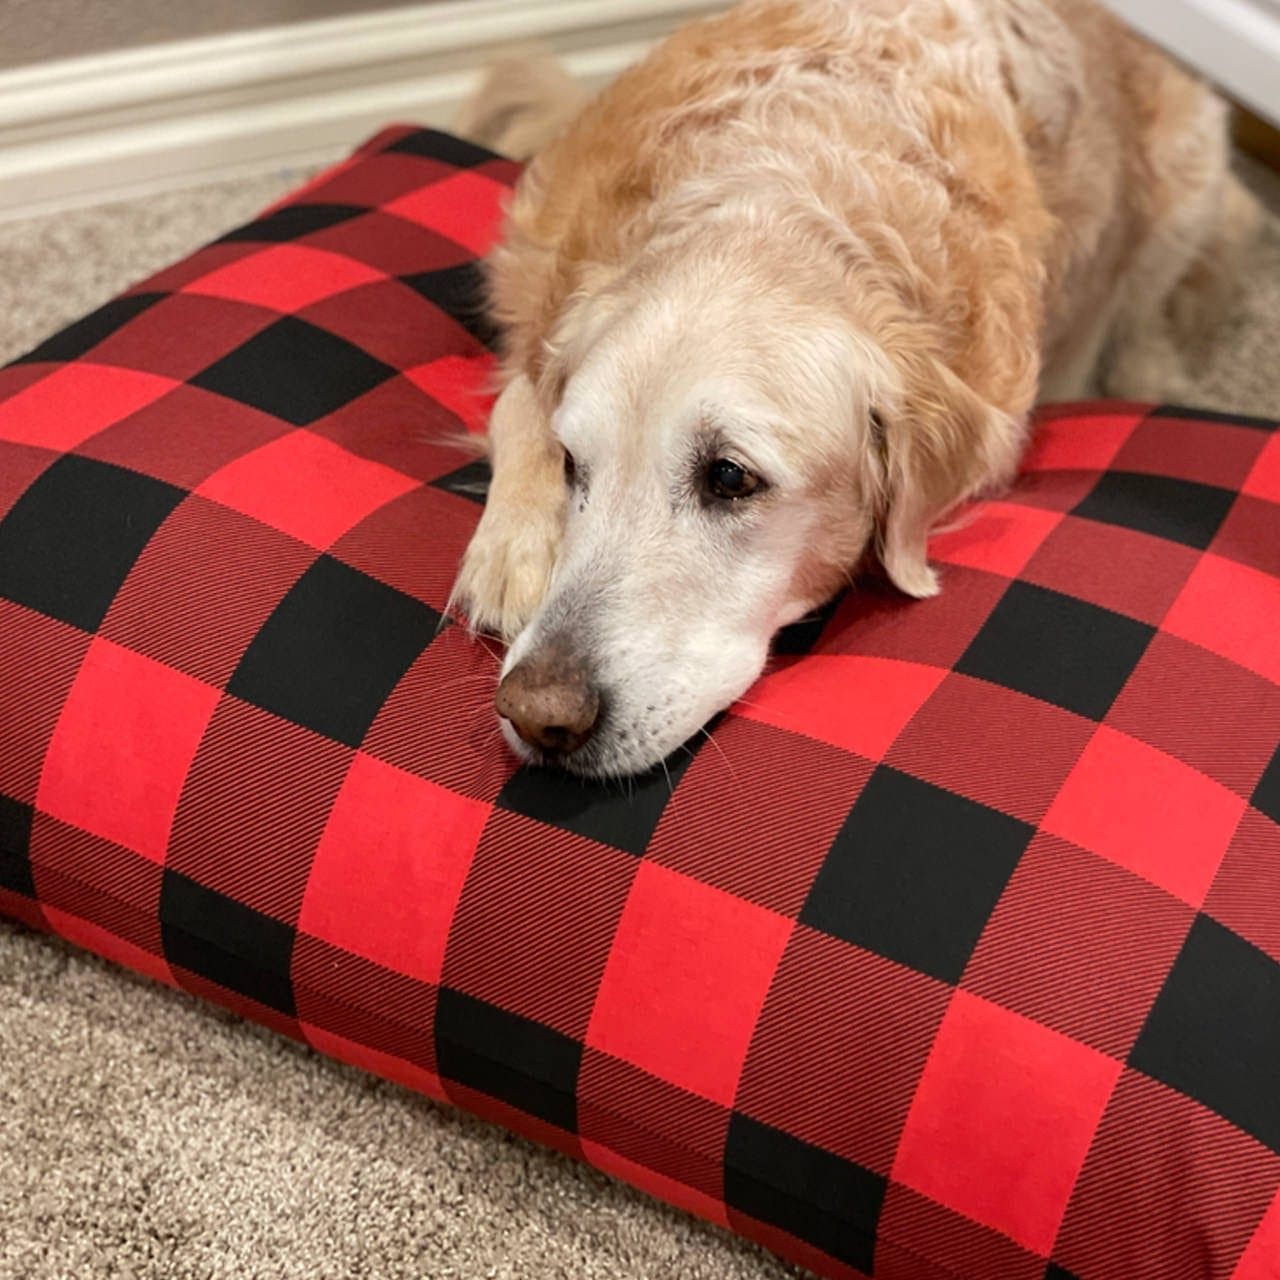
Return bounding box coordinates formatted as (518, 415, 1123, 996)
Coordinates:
(1101, 0, 1280, 125)
(0, 0, 721, 223)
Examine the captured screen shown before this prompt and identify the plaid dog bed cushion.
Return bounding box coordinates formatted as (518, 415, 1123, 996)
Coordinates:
(2, 126, 1279, 1280)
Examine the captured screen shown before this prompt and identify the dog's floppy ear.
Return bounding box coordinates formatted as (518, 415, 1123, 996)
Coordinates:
(875, 350, 1023, 598)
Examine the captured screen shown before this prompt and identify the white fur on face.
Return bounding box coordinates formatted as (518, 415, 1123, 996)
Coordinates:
(499, 273, 888, 777)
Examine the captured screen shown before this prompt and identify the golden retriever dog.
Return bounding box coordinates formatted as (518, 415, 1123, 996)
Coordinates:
(450, 0, 1259, 777)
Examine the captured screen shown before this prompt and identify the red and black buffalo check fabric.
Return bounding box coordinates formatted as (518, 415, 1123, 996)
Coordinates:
(2, 125, 1279, 1280)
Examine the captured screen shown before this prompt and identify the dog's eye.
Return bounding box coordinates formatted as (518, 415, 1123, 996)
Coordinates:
(705, 458, 761, 501)
(563, 448, 576, 486)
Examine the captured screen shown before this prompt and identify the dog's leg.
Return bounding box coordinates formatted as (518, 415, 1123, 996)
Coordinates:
(1102, 89, 1245, 402)
(1102, 204, 1207, 402)
(1166, 173, 1264, 346)
(453, 372, 565, 640)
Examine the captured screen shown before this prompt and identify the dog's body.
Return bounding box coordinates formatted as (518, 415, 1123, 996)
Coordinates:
(453, 0, 1259, 777)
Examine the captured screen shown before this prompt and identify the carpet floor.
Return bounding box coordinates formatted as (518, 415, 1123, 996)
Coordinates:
(1, 152, 1277, 1280)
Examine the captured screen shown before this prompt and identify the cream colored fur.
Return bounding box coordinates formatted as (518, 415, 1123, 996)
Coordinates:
(452, 0, 1259, 776)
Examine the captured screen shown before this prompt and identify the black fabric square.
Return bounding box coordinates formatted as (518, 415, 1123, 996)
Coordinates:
(1044, 1265, 1082, 1280)
(1073, 471, 1236, 550)
(15, 292, 165, 364)
(1130, 914, 1280, 1155)
(1150, 405, 1275, 431)
(229, 555, 440, 748)
(401, 261, 499, 349)
(772, 598, 840, 656)
(1252, 742, 1280, 825)
(387, 129, 499, 168)
(435, 986, 581, 1132)
(801, 766, 1031, 983)
(956, 581, 1153, 720)
(724, 1113, 884, 1272)
(219, 204, 367, 243)
(430, 457, 491, 504)
(191, 317, 395, 426)
(0, 794, 34, 898)
(496, 744, 699, 857)
(0, 455, 185, 631)
(160, 869, 296, 1016)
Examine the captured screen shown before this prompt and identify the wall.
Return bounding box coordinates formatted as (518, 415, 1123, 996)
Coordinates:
(0, 0, 432, 70)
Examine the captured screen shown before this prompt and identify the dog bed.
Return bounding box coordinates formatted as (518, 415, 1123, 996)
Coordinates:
(1, 126, 1278, 1280)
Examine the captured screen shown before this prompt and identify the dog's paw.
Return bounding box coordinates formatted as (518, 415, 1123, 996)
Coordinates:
(453, 505, 561, 640)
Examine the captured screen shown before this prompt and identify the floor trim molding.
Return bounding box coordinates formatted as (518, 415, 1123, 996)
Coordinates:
(0, 0, 719, 222)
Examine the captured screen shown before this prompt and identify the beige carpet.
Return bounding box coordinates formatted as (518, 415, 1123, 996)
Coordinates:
(0, 154, 1277, 1280)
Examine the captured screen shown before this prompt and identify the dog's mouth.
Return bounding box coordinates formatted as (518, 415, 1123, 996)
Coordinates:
(498, 702, 656, 778)
(499, 702, 719, 782)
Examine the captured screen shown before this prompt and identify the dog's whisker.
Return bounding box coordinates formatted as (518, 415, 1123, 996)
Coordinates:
(696, 725, 742, 792)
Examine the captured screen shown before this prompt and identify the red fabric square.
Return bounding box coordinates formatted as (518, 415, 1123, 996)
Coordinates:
(301, 1021, 445, 1103)
(300, 281, 484, 371)
(186, 245, 384, 311)
(30, 817, 166, 961)
(296, 153, 451, 210)
(1233, 1188, 1280, 1280)
(85, 293, 277, 382)
(1205, 811, 1280, 967)
(1213, 492, 1280, 579)
(0, 442, 54, 523)
(1113, 416, 1268, 490)
(928, 500, 1062, 578)
(1055, 1071, 1280, 1280)
(587, 862, 792, 1106)
(0, 364, 177, 451)
(405, 356, 497, 432)
(0, 602, 89, 804)
(1018, 408, 1143, 473)
(892, 990, 1122, 1256)
(363, 626, 515, 803)
(820, 568, 1010, 668)
(42, 903, 173, 988)
(305, 209, 478, 277)
(578, 1049, 732, 1207)
(1243, 432, 1280, 504)
(38, 640, 219, 862)
(734, 654, 945, 763)
(330, 487, 478, 613)
(135, 241, 267, 293)
(79, 383, 291, 490)
(292, 934, 439, 1078)
(963, 834, 1195, 1057)
(1163, 553, 1280, 684)
(1042, 726, 1245, 906)
(167, 699, 352, 921)
(1106, 631, 1280, 798)
(442, 811, 636, 1038)
(300, 752, 490, 983)
(582, 1139, 731, 1229)
(384, 170, 509, 254)
(737, 928, 950, 1172)
(1022, 515, 1199, 626)
(647, 716, 871, 916)
(197, 428, 419, 548)
(876, 1185, 1046, 1280)
(305, 377, 481, 481)
(887, 674, 1095, 824)
(101, 498, 315, 688)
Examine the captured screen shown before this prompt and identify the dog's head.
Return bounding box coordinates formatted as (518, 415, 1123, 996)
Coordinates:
(496, 221, 1024, 777)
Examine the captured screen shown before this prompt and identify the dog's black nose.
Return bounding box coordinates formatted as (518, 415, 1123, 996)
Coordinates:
(496, 645, 600, 757)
